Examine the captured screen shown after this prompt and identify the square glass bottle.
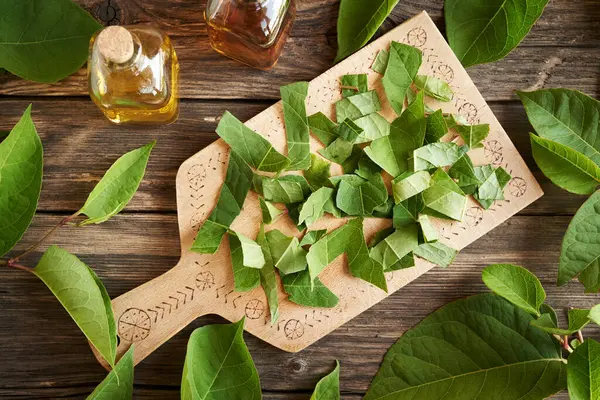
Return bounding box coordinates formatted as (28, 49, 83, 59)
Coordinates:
(205, 0, 295, 70)
(88, 26, 179, 124)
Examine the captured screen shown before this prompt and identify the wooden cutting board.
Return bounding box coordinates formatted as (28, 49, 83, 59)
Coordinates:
(99, 11, 543, 367)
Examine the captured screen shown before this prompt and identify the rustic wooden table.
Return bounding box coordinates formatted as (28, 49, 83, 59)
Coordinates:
(1, 1, 599, 399)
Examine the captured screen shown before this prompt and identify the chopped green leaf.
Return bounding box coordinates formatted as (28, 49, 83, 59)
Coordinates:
(262, 175, 312, 203)
(192, 152, 253, 254)
(455, 124, 490, 149)
(418, 214, 438, 242)
(337, 118, 363, 142)
(282, 270, 339, 308)
(305, 154, 333, 191)
(228, 234, 261, 292)
(448, 153, 481, 190)
(370, 223, 419, 270)
(257, 225, 279, 323)
(281, 81, 311, 170)
(341, 74, 368, 97)
(355, 154, 383, 180)
(318, 137, 355, 165)
(413, 142, 467, 171)
(385, 252, 416, 272)
(336, 174, 388, 216)
(233, 232, 265, 269)
(344, 218, 387, 291)
(425, 109, 448, 144)
(414, 241, 457, 267)
(310, 360, 340, 400)
(414, 75, 454, 102)
(393, 195, 422, 228)
(353, 113, 391, 144)
(265, 230, 294, 262)
(0, 105, 43, 257)
(422, 169, 467, 221)
(307, 224, 349, 283)
(259, 198, 283, 224)
(275, 237, 308, 275)
(336, 90, 381, 122)
(34, 246, 117, 368)
(299, 187, 339, 226)
(382, 42, 423, 115)
(392, 171, 431, 203)
(482, 264, 546, 316)
(300, 230, 328, 246)
(372, 49, 389, 74)
(308, 112, 339, 146)
(216, 111, 290, 173)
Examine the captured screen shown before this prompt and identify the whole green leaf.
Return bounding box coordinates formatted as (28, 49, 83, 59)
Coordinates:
(281, 82, 311, 170)
(192, 151, 253, 254)
(0, 105, 42, 257)
(353, 113, 391, 144)
(567, 339, 600, 400)
(372, 49, 389, 74)
(414, 241, 456, 267)
(365, 92, 426, 177)
(336, 90, 381, 122)
(455, 124, 490, 149)
(344, 218, 387, 291)
(540, 304, 559, 328)
(336, 174, 388, 216)
(414, 75, 454, 102)
(418, 214, 438, 243)
(310, 360, 341, 400)
(422, 169, 467, 221)
(531, 309, 591, 335)
(334, 0, 399, 63)
(299, 187, 338, 226)
(448, 153, 481, 189)
(530, 133, 600, 195)
(318, 137, 355, 165)
(308, 112, 338, 146)
(393, 195, 422, 228)
(445, 0, 550, 68)
(392, 171, 431, 203)
(341, 74, 368, 97)
(559, 190, 600, 291)
(78, 141, 155, 225)
(482, 264, 545, 316)
(282, 270, 339, 308)
(425, 109, 448, 144)
(337, 118, 363, 142)
(228, 234, 260, 292)
(0, 0, 102, 83)
(518, 89, 600, 167)
(305, 154, 333, 191)
(257, 225, 279, 323)
(262, 174, 312, 203)
(365, 293, 567, 400)
(86, 346, 134, 400)
(307, 224, 349, 283)
(259, 197, 283, 224)
(181, 319, 260, 400)
(382, 42, 423, 115)
(300, 229, 328, 247)
(34, 246, 117, 367)
(370, 224, 419, 270)
(216, 111, 290, 173)
(413, 142, 467, 171)
(235, 232, 265, 269)
(590, 304, 600, 326)
(275, 237, 308, 275)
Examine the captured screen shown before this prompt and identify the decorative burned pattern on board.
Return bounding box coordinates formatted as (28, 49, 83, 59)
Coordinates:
(103, 12, 543, 367)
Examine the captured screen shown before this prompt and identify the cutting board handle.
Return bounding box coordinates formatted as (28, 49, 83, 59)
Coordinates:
(92, 260, 215, 368)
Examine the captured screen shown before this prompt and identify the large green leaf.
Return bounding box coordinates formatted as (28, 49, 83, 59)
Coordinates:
(181, 319, 261, 400)
(86, 346, 134, 400)
(365, 293, 567, 400)
(192, 151, 253, 254)
(281, 82, 311, 170)
(365, 92, 426, 177)
(531, 308, 591, 335)
(482, 264, 545, 316)
(78, 142, 155, 225)
(334, 0, 399, 63)
(257, 225, 279, 324)
(228, 234, 261, 292)
(34, 246, 117, 368)
(310, 360, 340, 400)
(445, 0, 550, 68)
(282, 270, 339, 308)
(518, 89, 600, 167)
(0, 0, 102, 83)
(336, 174, 388, 216)
(559, 190, 600, 291)
(370, 224, 419, 270)
(530, 134, 600, 195)
(216, 111, 290, 173)
(567, 339, 600, 400)
(0, 105, 43, 257)
(382, 42, 422, 115)
(335, 91, 381, 122)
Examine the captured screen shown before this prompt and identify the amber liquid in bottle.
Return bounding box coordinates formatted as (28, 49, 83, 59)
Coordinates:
(205, 0, 295, 70)
(88, 26, 179, 124)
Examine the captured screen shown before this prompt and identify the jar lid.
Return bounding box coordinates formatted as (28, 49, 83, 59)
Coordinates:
(96, 26, 134, 64)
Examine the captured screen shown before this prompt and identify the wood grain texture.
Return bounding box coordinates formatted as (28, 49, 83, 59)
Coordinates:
(0, 0, 598, 100)
(1, 214, 596, 399)
(0, 99, 586, 215)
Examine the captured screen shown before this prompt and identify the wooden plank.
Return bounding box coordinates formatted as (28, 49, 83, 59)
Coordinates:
(0, 1, 598, 100)
(0, 98, 586, 215)
(0, 213, 596, 397)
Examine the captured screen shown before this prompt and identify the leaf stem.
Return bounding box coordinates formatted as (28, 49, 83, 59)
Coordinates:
(6, 261, 34, 273)
(340, 85, 359, 93)
(577, 330, 584, 343)
(8, 212, 79, 263)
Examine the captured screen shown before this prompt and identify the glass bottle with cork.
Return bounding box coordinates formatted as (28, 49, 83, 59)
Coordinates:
(205, 0, 295, 70)
(88, 26, 179, 124)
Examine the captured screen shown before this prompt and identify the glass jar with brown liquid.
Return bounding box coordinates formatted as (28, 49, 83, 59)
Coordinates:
(205, 0, 295, 70)
(88, 26, 179, 124)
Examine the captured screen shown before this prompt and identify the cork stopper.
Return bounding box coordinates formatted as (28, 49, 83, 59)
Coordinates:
(96, 26, 134, 64)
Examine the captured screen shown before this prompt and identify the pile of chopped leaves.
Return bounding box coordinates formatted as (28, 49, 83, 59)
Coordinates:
(191, 41, 511, 323)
